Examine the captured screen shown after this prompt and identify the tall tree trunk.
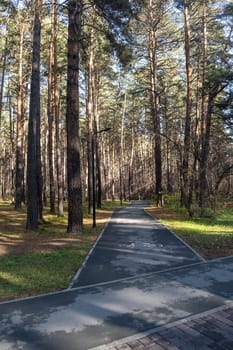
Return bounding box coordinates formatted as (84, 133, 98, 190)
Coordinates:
(26, 0, 42, 230)
(87, 27, 94, 215)
(42, 124, 48, 205)
(0, 9, 9, 133)
(8, 84, 15, 199)
(56, 89, 64, 216)
(66, 0, 83, 234)
(48, 0, 60, 215)
(47, 21, 56, 214)
(199, 1, 209, 211)
(15, 25, 26, 209)
(50, 0, 64, 216)
(129, 109, 135, 200)
(120, 88, 127, 204)
(94, 76, 102, 209)
(181, 0, 193, 213)
(148, 21, 162, 205)
(0, 18, 9, 200)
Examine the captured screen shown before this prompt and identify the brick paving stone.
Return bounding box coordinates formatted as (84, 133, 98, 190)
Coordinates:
(126, 340, 145, 349)
(155, 336, 181, 350)
(205, 318, 233, 340)
(113, 306, 233, 350)
(194, 324, 225, 343)
(224, 307, 233, 316)
(138, 337, 155, 346)
(146, 344, 166, 350)
(178, 323, 213, 346)
(218, 310, 233, 319)
(149, 334, 162, 343)
(219, 310, 233, 319)
(214, 313, 233, 327)
(157, 327, 201, 350)
(115, 344, 132, 350)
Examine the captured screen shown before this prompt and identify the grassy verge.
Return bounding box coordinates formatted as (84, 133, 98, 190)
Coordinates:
(0, 200, 129, 302)
(146, 197, 233, 260)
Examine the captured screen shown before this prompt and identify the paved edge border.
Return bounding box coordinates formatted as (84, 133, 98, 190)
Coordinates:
(144, 207, 206, 262)
(89, 300, 233, 350)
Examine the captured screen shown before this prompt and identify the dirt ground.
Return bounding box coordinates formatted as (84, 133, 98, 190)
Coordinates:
(0, 203, 105, 258)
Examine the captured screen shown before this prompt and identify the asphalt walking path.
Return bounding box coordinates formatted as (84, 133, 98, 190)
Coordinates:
(0, 202, 233, 350)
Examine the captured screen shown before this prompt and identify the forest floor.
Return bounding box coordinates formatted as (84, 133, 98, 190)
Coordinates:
(146, 201, 233, 260)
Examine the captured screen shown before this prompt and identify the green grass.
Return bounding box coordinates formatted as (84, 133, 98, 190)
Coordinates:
(148, 198, 233, 260)
(0, 247, 91, 300)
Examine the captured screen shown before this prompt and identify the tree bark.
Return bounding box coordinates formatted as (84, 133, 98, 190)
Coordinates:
(47, 14, 56, 214)
(199, 92, 215, 212)
(52, 1, 64, 217)
(181, 0, 193, 213)
(66, 0, 83, 234)
(15, 25, 26, 209)
(26, 0, 42, 230)
(87, 27, 94, 215)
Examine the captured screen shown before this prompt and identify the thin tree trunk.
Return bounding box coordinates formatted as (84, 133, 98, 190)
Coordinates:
(8, 85, 15, 199)
(0, 13, 9, 133)
(42, 124, 48, 205)
(93, 72, 102, 209)
(120, 88, 127, 204)
(87, 28, 94, 215)
(0, 20, 9, 200)
(181, 0, 193, 213)
(199, 1, 208, 210)
(129, 110, 135, 200)
(199, 92, 215, 212)
(50, 1, 63, 216)
(56, 89, 64, 216)
(47, 15, 56, 214)
(15, 25, 26, 209)
(148, 22, 162, 205)
(66, 0, 83, 234)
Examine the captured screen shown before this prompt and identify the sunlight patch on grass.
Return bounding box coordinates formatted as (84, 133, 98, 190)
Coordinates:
(164, 220, 233, 236)
(147, 205, 233, 260)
